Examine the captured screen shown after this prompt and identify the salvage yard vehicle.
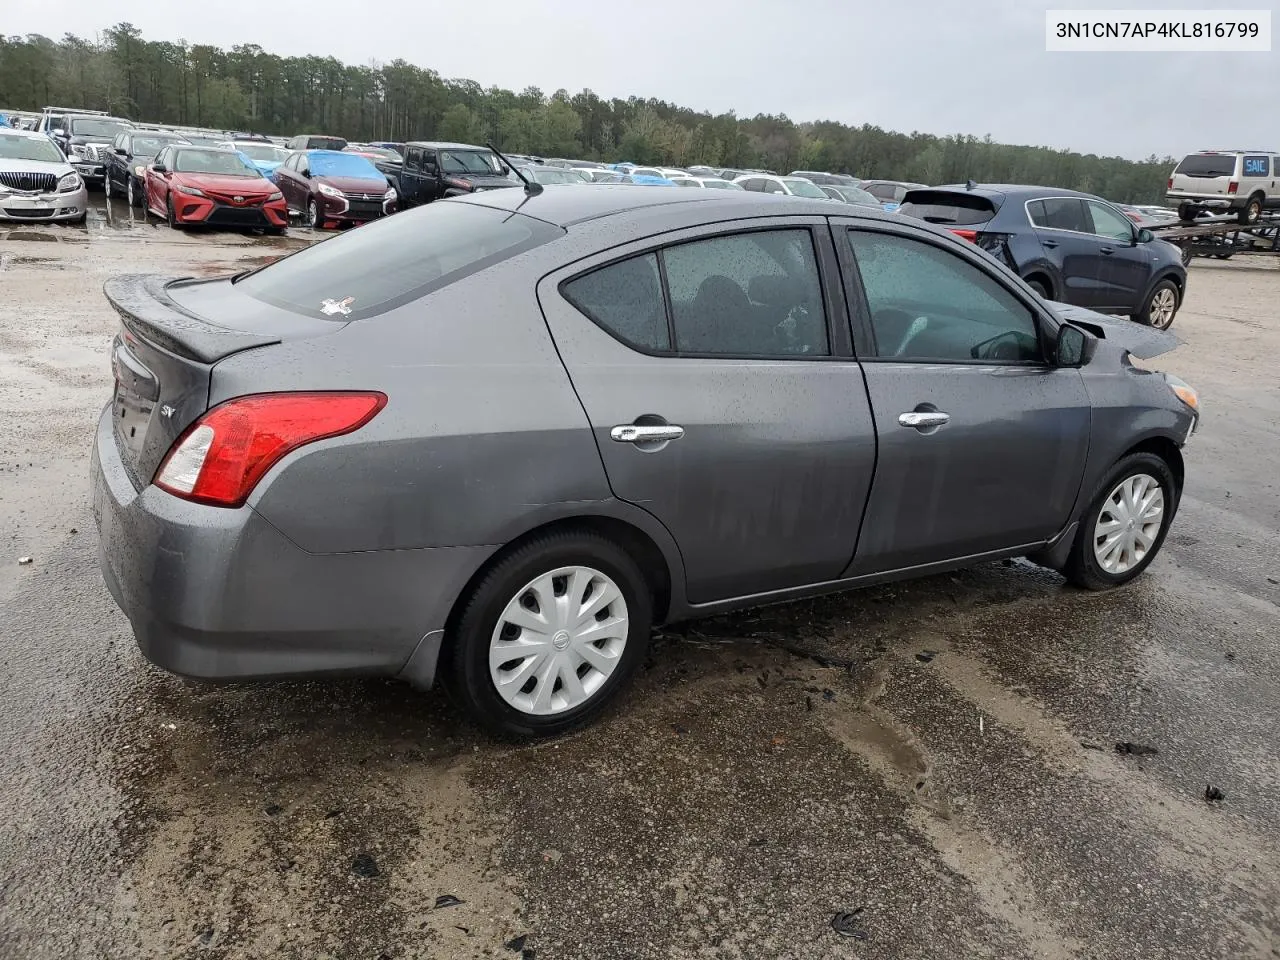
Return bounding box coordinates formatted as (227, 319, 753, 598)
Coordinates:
(91, 187, 1199, 739)
(144, 145, 289, 232)
(285, 134, 348, 151)
(1166, 149, 1280, 224)
(821, 184, 881, 207)
(519, 165, 590, 185)
(43, 113, 135, 188)
(216, 139, 290, 179)
(675, 177, 746, 190)
(0, 128, 88, 223)
(898, 185, 1188, 330)
(392, 141, 519, 207)
(103, 130, 190, 207)
(734, 174, 831, 199)
(860, 179, 928, 212)
(273, 149, 397, 228)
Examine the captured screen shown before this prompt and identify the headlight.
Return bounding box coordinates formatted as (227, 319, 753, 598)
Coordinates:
(133, 164, 146, 177)
(317, 182, 344, 199)
(1163, 373, 1199, 412)
(56, 172, 81, 192)
(70, 144, 88, 158)
(174, 185, 205, 197)
(384, 187, 397, 201)
(267, 191, 283, 201)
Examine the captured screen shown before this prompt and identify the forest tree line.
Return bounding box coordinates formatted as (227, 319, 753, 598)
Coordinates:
(0, 25, 1177, 203)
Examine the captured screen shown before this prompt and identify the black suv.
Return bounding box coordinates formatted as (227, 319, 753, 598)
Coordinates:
(392, 142, 518, 208)
(103, 130, 190, 207)
(898, 184, 1188, 329)
(47, 114, 135, 187)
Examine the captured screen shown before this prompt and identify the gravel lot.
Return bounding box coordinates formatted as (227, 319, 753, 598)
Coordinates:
(1, 200, 1277, 960)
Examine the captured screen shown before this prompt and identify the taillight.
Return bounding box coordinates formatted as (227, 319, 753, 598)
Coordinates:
(154, 392, 387, 507)
(1228, 181, 1239, 194)
(951, 229, 978, 242)
(1167, 177, 1173, 189)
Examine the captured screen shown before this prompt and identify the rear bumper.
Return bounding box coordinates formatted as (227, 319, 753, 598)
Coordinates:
(1165, 192, 1239, 210)
(90, 404, 486, 686)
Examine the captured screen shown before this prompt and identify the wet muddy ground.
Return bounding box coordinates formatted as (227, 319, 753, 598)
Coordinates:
(0, 204, 1277, 959)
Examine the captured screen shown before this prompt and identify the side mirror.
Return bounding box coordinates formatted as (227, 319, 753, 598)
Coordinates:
(115, 147, 127, 156)
(1136, 228, 1154, 243)
(151, 163, 166, 173)
(52, 128, 66, 138)
(1055, 323, 1094, 368)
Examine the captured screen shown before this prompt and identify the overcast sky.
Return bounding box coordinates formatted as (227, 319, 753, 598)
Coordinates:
(7, 0, 1276, 160)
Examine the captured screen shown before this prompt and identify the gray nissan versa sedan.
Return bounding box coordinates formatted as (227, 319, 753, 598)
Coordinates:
(91, 186, 1200, 738)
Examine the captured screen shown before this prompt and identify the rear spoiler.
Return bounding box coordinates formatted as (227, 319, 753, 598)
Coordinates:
(103, 275, 279, 364)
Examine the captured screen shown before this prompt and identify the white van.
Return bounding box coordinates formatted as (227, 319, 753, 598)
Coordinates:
(1166, 150, 1280, 224)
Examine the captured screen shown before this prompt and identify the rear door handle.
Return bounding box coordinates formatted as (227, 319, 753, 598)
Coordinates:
(898, 411, 950, 429)
(610, 424, 685, 443)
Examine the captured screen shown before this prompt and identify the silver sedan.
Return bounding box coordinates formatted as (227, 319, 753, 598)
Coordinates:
(0, 129, 88, 223)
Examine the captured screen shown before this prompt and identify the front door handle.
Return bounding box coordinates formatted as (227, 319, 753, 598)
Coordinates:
(611, 424, 685, 443)
(1041, 239, 1059, 248)
(898, 411, 950, 429)
(1100, 246, 1115, 255)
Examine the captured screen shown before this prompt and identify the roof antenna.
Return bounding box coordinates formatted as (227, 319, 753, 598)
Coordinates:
(487, 141, 542, 196)
(966, 178, 977, 191)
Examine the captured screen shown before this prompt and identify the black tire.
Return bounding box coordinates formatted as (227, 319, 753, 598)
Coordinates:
(102, 171, 113, 200)
(1178, 245, 1192, 267)
(306, 198, 320, 228)
(1131, 278, 1179, 329)
(127, 176, 140, 208)
(1025, 277, 1051, 299)
(1176, 203, 1198, 223)
(1238, 194, 1263, 225)
(166, 195, 184, 230)
(444, 531, 653, 739)
(1063, 452, 1178, 590)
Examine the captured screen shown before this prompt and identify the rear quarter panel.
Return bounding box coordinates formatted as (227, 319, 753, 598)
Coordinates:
(210, 246, 613, 555)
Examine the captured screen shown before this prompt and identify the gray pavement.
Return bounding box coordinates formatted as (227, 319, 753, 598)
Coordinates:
(0, 199, 1276, 959)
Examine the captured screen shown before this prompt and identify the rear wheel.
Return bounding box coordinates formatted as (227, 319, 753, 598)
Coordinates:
(444, 531, 653, 739)
(1177, 202, 1199, 222)
(1238, 193, 1264, 225)
(1064, 453, 1177, 590)
(1132, 278, 1179, 329)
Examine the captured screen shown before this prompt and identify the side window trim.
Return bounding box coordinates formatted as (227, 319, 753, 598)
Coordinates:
(557, 222, 848, 361)
(835, 220, 1055, 366)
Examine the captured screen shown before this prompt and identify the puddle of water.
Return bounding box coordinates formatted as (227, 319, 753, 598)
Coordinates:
(4, 231, 59, 242)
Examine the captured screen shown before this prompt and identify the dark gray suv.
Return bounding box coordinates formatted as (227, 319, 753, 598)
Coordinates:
(898, 184, 1188, 329)
(91, 187, 1199, 738)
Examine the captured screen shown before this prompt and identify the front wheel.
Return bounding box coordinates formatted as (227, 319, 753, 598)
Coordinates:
(1063, 453, 1178, 590)
(1132, 279, 1179, 329)
(103, 172, 113, 200)
(127, 176, 139, 208)
(444, 531, 653, 739)
(306, 198, 320, 228)
(166, 195, 184, 230)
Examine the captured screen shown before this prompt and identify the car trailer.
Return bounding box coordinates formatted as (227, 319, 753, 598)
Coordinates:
(1149, 212, 1280, 265)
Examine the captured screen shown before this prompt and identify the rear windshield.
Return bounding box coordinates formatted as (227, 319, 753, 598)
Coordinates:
(1175, 154, 1237, 178)
(236, 201, 564, 320)
(898, 191, 999, 224)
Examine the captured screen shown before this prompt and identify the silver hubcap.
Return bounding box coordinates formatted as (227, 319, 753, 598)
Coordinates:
(489, 565, 629, 715)
(308, 202, 317, 226)
(1093, 474, 1165, 574)
(127, 178, 134, 205)
(1149, 288, 1176, 328)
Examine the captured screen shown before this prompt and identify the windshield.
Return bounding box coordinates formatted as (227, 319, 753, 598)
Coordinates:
(235, 143, 288, 162)
(172, 149, 260, 176)
(134, 136, 184, 156)
(440, 149, 504, 175)
(69, 118, 131, 138)
(784, 178, 827, 199)
(0, 135, 64, 162)
(309, 152, 382, 179)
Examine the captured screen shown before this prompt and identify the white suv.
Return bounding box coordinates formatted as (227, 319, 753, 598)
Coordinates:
(1166, 150, 1280, 224)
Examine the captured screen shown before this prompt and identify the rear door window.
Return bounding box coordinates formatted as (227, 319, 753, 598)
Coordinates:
(1029, 197, 1089, 233)
(238, 202, 563, 320)
(897, 191, 998, 225)
(562, 254, 669, 351)
(1175, 154, 1237, 178)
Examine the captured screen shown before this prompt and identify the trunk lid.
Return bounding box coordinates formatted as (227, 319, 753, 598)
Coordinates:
(104, 273, 344, 489)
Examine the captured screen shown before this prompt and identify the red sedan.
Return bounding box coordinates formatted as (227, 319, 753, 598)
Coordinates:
(144, 145, 288, 233)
